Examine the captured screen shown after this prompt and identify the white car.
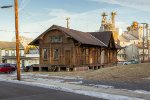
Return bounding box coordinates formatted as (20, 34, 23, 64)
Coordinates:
(123, 61, 132, 65)
(123, 60, 139, 65)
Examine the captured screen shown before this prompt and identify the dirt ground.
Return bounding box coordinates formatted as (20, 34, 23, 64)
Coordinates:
(29, 63, 150, 83)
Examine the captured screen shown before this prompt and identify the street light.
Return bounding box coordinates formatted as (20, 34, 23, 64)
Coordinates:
(0, 5, 13, 63)
(1, 0, 20, 80)
(1, 5, 13, 8)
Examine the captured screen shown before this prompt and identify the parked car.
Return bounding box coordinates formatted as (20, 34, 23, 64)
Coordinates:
(24, 65, 31, 72)
(10, 64, 17, 69)
(4, 63, 17, 71)
(0, 63, 16, 73)
(123, 59, 139, 65)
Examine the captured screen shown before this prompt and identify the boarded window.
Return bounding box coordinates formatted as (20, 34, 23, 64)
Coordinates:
(54, 49, 59, 60)
(51, 36, 62, 43)
(42, 48, 48, 60)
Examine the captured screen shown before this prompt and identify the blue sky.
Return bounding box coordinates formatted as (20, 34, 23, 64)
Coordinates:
(0, 0, 150, 41)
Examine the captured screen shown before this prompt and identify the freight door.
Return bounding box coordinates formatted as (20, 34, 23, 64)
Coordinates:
(65, 50, 71, 65)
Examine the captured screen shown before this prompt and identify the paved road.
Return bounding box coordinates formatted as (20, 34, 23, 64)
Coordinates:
(0, 81, 101, 100)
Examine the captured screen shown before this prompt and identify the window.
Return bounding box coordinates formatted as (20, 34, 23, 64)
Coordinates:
(42, 48, 48, 60)
(51, 36, 62, 43)
(85, 48, 89, 55)
(11, 50, 15, 56)
(5, 50, 9, 56)
(54, 49, 59, 60)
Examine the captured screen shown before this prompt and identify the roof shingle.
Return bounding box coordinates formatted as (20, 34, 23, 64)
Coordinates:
(89, 31, 113, 46)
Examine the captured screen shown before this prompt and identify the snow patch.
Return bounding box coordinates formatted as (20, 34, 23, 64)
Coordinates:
(34, 74, 49, 77)
(75, 90, 143, 100)
(132, 90, 150, 94)
(65, 81, 83, 84)
(34, 78, 64, 83)
(89, 84, 114, 89)
(49, 76, 82, 80)
(142, 77, 150, 80)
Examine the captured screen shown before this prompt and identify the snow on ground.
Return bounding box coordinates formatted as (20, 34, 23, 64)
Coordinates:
(89, 84, 114, 89)
(131, 90, 150, 95)
(31, 78, 64, 83)
(75, 90, 143, 100)
(0, 73, 149, 100)
(65, 81, 83, 84)
(48, 76, 83, 80)
(0, 78, 144, 100)
(142, 77, 150, 80)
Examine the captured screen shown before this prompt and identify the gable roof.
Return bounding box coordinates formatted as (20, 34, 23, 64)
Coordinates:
(29, 25, 106, 47)
(0, 41, 24, 49)
(89, 31, 113, 46)
(89, 31, 121, 49)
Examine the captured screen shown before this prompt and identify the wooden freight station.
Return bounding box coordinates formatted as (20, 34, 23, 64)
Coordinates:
(29, 25, 119, 72)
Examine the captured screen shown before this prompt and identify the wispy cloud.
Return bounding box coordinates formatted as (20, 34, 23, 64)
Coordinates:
(20, 8, 101, 33)
(0, 7, 132, 41)
(19, 8, 129, 39)
(89, 0, 150, 11)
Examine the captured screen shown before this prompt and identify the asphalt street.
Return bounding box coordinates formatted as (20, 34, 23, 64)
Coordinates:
(0, 81, 102, 100)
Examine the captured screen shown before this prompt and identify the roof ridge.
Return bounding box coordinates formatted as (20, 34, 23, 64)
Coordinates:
(54, 25, 85, 33)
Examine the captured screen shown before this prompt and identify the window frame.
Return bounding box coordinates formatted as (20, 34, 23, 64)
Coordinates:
(11, 50, 15, 56)
(53, 49, 59, 60)
(42, 48, 48, 60)
(51, 36, 62, 43)
(5, 50, 9, 56)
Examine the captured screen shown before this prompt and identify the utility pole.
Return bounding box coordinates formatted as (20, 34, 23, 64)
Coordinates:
(141, 23, 145, 63)
(147, 26, 150, 62)
(14, 0, 21, 80)
(143, 24, 145, 63)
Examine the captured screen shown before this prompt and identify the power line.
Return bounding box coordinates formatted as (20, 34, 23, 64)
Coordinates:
(0, 0, 47, 36)
(0, 29, 40, 34)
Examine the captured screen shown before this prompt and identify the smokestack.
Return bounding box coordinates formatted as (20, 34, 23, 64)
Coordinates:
(66, 17, 70, 29)
(111, 12, 117, 30)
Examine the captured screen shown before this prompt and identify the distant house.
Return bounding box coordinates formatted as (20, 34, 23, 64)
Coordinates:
(24, 46, 39, 67)
(0, 41, 39, 67)
(125, 44, 139, 60)
(0, 41, 24, 65)
(29, 25, 119, 71)
(118, 29, 150, 62)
